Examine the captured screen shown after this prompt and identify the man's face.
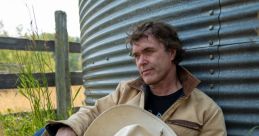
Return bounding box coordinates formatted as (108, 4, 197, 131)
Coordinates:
(132, 36, 176, 85)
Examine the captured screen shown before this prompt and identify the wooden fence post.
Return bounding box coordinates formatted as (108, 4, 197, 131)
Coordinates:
(55, 10, 71, 119)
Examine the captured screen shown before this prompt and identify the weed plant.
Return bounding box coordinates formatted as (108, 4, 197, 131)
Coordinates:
(0, 33, 57, 136)
(16, 34, 56, 129)
(0, 33, 81, 135)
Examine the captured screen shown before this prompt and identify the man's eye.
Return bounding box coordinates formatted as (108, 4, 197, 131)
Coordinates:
(133, 55, 139, 59)
(146, 49, 154, 54)
(131, 53, 138, 58)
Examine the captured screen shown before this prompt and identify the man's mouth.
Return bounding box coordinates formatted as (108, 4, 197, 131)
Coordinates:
(141, 69, 153, 75)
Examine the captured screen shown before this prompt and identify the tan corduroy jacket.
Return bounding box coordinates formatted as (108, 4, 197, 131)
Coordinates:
(45, 67, 227, 136)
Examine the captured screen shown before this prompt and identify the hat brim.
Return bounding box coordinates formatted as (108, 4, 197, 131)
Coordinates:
(84, 105, 177, 136)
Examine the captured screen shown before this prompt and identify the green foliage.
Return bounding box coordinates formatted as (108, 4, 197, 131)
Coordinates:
(0, 112, 35, 136)
(0, 51, 81, 74)
(0, 31, 81, 74)
(26, 32, 79, 42)
(69, 53, 82, 72)
(14, 39, 56, 135)
(0, 50, 17, 63)
(1, 22, 81, 73)
(0, 50, 20, 73)
(0, 20, 9, 37)
(0, 50, 55, 73)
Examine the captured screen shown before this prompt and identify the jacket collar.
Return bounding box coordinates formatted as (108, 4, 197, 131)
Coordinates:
(128, 66, 200, 96)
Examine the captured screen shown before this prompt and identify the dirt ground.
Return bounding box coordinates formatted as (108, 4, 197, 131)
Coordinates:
(0, 86, 85, 114)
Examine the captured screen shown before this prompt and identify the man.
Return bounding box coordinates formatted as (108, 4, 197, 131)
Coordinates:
(45, 21, 227, 136)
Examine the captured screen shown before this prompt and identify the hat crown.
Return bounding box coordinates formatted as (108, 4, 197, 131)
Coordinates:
(114, 124, 155, 136)
(84, 105, 177, 136)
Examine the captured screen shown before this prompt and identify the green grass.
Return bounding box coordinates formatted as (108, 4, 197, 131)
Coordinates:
(0, 111, 42, 136)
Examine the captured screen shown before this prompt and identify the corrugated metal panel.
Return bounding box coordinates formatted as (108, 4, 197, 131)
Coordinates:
(218, 42, 259, 136)
(180, 46, 220, 99)
(79, 0, 259, 135)
(219, 0, 259, 44)
(218, 1, 259, 135)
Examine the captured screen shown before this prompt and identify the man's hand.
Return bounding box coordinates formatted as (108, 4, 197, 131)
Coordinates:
(56, 126, 77, 136)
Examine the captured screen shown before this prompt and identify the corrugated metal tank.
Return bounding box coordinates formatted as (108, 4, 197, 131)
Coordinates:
(79, 0, 259, 135)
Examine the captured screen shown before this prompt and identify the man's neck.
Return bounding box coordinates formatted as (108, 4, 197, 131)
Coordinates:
(149, 65, 182, 96)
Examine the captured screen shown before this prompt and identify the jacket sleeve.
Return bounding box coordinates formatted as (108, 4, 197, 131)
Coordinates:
(199, 106, 227, 136)
(44, 82, 124, 136)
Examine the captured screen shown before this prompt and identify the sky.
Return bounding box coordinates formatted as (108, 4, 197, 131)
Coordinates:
(0, 0, 80, 38)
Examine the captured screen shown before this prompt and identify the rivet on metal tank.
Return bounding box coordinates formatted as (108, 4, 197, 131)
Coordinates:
(209, 84, 214, 89)
(209, 25, 214, 31)
(209, 10, 214, 16)
(209, 54, 214, 60)
(209, 69, 215, 75)
(209, 40, 213, 46)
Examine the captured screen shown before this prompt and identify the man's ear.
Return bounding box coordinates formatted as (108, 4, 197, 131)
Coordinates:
(170, 49, 176, 61)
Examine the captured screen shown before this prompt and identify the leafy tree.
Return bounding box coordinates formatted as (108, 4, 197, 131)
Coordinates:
(16, 24, 29, 37)
(0, 20, 9, 37)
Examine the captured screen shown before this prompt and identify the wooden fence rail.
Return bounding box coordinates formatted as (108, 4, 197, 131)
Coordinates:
(0, 36, 82, 90)
(0, 72, 82, 89)
(0, 36, 82, 89)
(0, 37, 80, 53)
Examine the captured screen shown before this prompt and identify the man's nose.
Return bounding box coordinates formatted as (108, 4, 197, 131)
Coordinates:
(138, 55, 148, 66)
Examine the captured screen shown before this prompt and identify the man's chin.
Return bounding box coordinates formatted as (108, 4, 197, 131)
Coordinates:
(143, 78, 156, 85)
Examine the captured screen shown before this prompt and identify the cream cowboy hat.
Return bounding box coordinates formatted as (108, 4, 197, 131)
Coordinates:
(84, 105, 177, 136)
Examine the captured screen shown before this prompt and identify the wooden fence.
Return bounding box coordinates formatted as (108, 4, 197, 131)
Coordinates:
(0, 11, 82, 119)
